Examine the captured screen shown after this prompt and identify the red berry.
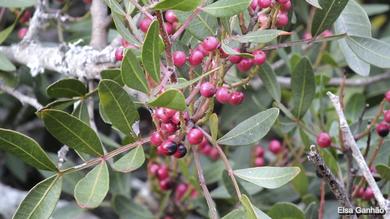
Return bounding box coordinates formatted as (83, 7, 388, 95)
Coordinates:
(276, 11, 289, 27)
(139, 18, 152, 33)
(216, 87, 231, 104)
(280, 0, 291, 11)
(20, 10, 32, 24)
(277, 0, 289, 4)
(200, 82, 216, 98)
(385, 90, 390, 102)
(115, 48, 124, 61)
(160, 140, 178, 155)
(164, 108, 176, 118)
(83, 0, 92, 4)
(258, 13, 269, 28)
(357, 187, 365, 198)
(17, 28, 28, 40)
(159, 179, 172, 190)
(253, 50, 267, 65)
(316, 132, 332, 148)
(363, 187, 374, 200)
(209, 148, 220, 160)
(255, 157, 265, 166)
(228, 48, 242, 64)
(173, 51, 187, 67)
(175, 183, 189, 201)
(229, 91, 245, 105)
(376, 122, 389, 138)
(384, 110, 390, 123)
(187, 128, 204, 145)
(269, 139, 282, 154)
(189, 50, 204, 66)
(174, 144, 187, 158)
(157, 165, 169, 180)
(237, 58, 253, 72)
(257, 0, 272, 8)
(148, 163, 160, 175)
(200, 144, 212, 155)
(250, 0, 258, 10)
(219, 48, 229, 58)
(171, 112, 181, 125)
(255, 146, 265, 157)
(203, 36, 219, 52)
(164, 23, 174, 35)
(161, 122, 177, 135)
(165, 10, 178, 23)
(196, 44, 210, 56)
(155, 108, 170, 123)
(151, 131, 163, 146)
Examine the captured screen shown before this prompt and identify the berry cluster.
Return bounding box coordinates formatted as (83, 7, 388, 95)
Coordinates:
(139, 10, 178, 35)
(151, 108, 188, 158)
(175, 182, 198, 201)
(200, 83, 245, 106)
(375, 90, 390, 138)
(316, 132, 332, 148)
(251, 0, 292, 28)
(148, 163, 172, 191)
(253, 145, 265, 166)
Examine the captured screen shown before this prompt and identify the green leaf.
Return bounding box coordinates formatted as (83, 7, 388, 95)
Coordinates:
(121, 49, 148, 93)
(291, 57, 315, 118)
(203, 0, 251, 17)
(112, 13, 140, 47)
(98, 80, 139, 136)
(234, 166, 301, 189)
(0, 52, 16, 72)
(311, 0, 348, 36)
(222, 209, 247, 219)
(232, 29, 286, 44)
(148, 89, 186, 111)
(101, 69, 124, 86)
(39, 109, 104, 156)
(334, 0, 371, 76)
(305, 0, 322, 9)
(102, 0, 125, 15)
(176, 11, 217, 40)
(154, 0, 201, 11)
(346, 36, 390, 68)
(13, 175, 62, 219)
(0, 128, 57, 171)
(376, 164, 390, 181)
(290, 163, 308, 197)
(112, 195, 154, 219)
(222, 171, 250, 201)
(112, 146, 145, 172)
(253, 206, 272, 219)
(168, 67, 218, 89)
(257, 62, 281, 102)
(217, 108, 279, 146)
(221, 41, 254, 58)
(46, 79, 88, 98)
(73, 101, 90, 125)
(345, 93, 366, 121)
(319, 149, 341, 176)
(0, 21, 16, 44)
(209, 113, 218, 144)
(0, 0, 36, 7)
(141, 20, 161, 82)
(74, 161, 109, 208)
(363, 4, 390, 16)
(267, 202, 305, 219)
(240, 195, 256, 219)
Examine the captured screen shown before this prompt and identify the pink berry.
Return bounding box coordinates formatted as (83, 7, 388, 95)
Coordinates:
(385, 90, 390, 102)
(121, 38, 129, 48)
(255, 146, 265, 157)
(203, 36, 219, 52)
(159, 140, 178, 155)
(155, 108, 171, 123)
(384, 110, 390, 123)
(255, 157, 265, 166)
(159, 179, 172, 190)
(164, 23, 174, 35)
(200, 82, 216, 98)
(237, 58, 253, 72)
(316, 132, 332, 148)
(164, 108, 176, 118)
(115, 48, 124, 61)
(189, 50, 204, 66)
(148, 163, 160, 175)
(209, 148, 220, 160)
(161, 122, 177, 135)
(258, 13, 269, 28)
(321, 29, 333, 37)
(171, 112, 181, 125)
(252, 50, 266, 65)
(215, 87, 231, 104)
(229, 91, 245, 105)
(269, 139, 282, 154)
(357, 187, 365, 198)
(196, 44, 210, 56)
(228, 48, 242, 64)
(139, 18, 152, 33)
(157, 165, 169, 180)
(257, 0, 272, 8)
(303, 32, 312, 40)
(250, 0, 258, 10)
(173, 51, 187, 67)
(363, 187, 374, 200)
(276, 12, 289, 27)
(151, 131, 163, 146)
(376, 122, 389, 138)
(175, 183, 189, 201)
(20, 10, 32, 24)
(201, 144, 212, 155)
(187, 128, 204, 145)
(165, 10, 178, 23)
(280, 0, 291, 11)
(277, 0, 289, 4)
(17, 28, 28, 40)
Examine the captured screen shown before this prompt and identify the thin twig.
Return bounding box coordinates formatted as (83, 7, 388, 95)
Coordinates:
(0, 83, 42, 110)
(319, 180, 325, 219)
